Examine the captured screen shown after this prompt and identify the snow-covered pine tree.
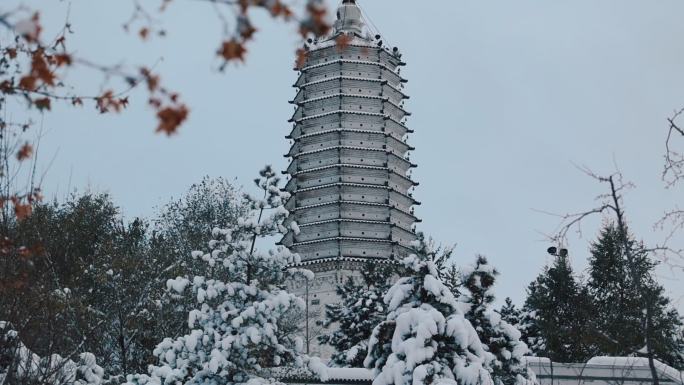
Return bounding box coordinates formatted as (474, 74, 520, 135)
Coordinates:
(125, 166, 326, 385)
(364, 239, 493, 385)
(318, 262, 393, 367)
(441, 264, 462, 300)
(461, 256, 496, 326)
(587, 222, 684, 368)
(460, 256, 532, 385)
(497, 298, 522, 328)
(516, 310, 542, 359)
(522, 253, 594, 362)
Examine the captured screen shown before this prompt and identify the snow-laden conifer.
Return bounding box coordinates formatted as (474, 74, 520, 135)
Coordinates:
(460, 256, 533, 385)
(497, 299, 522, 329)
(364, 239, 493, 385)
(319, 263, 393, 367)
(125, 166, 326, 385)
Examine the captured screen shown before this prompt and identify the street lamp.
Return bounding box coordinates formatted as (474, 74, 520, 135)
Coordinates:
(547, 246, 568, 257)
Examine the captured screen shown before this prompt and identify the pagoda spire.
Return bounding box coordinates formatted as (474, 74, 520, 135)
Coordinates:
(334, 0, 364, 35)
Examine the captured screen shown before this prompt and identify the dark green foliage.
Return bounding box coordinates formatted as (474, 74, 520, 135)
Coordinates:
(441, 263, 462, 299)
(523, 221, 684, 369)
(463, 255, 498, 329)
(498, 298, 522, 328)
(523, 254, 595, 362)
(462, 256, 530, 385)
(587, 222, 684, 368)
(319, 262, 394, 367)
(587, 223, 646, 356)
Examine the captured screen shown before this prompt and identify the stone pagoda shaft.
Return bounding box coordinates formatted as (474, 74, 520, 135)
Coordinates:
(281, 1, 420, 265)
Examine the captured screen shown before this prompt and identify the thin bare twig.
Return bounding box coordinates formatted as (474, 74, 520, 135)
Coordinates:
(663, 107, 684, 187)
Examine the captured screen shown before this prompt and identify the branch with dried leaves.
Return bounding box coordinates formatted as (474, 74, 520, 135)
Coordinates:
(0, 0, 333, 224)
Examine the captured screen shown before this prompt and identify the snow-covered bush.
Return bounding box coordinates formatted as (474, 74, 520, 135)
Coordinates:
(125, 166, 323, 385)
(0, 322, 105, 385)
(364, 240, 493, 385)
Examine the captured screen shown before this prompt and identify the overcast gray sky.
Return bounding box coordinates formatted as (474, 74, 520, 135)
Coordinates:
(7, 0, 684, 309)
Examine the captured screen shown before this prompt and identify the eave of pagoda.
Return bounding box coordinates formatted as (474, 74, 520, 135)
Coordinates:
(287, 256, 397, 269)
(282, 237, 416, 258)
(303, 44, 405, 67)
(296, 58, 403, 74)
(284, 132, 414, 157)
(299, 218, 414, 235)
(290, 86, 409, 106)
(300, 218, 391, 227)
(282, 167, 418, 193)
(286, 120, 414, 140)
(288, 111, 411, 132)
(289, 93, 410, 116)
(280, 226, 417, 250)
(291, 236, 394, 247)
(283, 150, 416, 176)
(288, 127, 408, 144)
(287, 164, 418, 186)
(289, 104, 410, 124)
(293, 76, 408, 98)
(293, 60, 407, 85)
(286, 145, 416, 165)
(282, 189, 420, 214)
(286, 200, 421, 223)
(283, 181, 420, 205)
(289, 109, 382, 123)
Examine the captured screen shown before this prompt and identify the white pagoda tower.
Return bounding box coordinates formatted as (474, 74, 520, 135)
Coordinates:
(281, 0, 420, 355)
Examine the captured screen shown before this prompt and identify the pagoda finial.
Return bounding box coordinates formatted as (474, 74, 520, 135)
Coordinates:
(334, 0, 364, 35)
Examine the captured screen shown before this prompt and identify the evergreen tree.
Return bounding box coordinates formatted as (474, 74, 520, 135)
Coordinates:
(365, 240, 493, 385)
(497, 298, 522, 328)
(517, 309, 543, 358)
(587, 222, 684, 368)
(441, 263, 462, 300)
(461, 256, 532, 385)
(523, 254, 594, 362)
(319, 263, 393, 367)
(125, 167, 325, 385)
(425, 240, 460, 300)
(642, 284, 684, 369)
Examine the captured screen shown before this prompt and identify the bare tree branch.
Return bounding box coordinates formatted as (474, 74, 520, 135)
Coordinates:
(663, 107, 684, 187)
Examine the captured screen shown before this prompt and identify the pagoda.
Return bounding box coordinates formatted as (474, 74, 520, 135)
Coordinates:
(281, 0, 420, 355)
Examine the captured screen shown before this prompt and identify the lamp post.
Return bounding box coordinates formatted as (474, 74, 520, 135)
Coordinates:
(305, 276, 310, 354)
(546, 246, 568, 258)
